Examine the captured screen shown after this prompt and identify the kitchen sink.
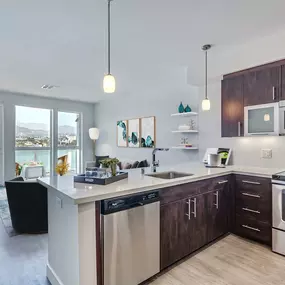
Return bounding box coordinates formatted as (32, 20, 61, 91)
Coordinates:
(146, 171, 194, 180)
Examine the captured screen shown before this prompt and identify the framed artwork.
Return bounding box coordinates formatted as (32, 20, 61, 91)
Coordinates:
(140, 116, 156, 148)
(117, 120, 128, 147)
(128, 119, 140, 148)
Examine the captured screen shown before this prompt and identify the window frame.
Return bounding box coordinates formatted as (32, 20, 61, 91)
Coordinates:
(15, 105, 83, 176)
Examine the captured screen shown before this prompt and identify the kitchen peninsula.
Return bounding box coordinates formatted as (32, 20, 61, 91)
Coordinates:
(38, 163, 284, 285)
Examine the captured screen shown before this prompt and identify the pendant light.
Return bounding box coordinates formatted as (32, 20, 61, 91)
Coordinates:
(103, 0, 116, 93)
(201, 44, 211, 111)
(264, 113, 270, 121)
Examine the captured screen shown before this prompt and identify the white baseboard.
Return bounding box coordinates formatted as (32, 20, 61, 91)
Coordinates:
(47, 263, 64, 285)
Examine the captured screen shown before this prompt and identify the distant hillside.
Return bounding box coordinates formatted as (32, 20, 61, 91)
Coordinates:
(58, 125, 75, 135)
(16, 124, 75, 137)
(18, 123, 48, 131)
(16, 125, 48, 137)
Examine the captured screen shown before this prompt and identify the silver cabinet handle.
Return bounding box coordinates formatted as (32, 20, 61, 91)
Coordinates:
(238, 121, 241, 137)
(273, 86, 276, 100)
(218, 180, 228, 185)
(242, 180, 261, 185)
(185, 199, 191, 220)
(214, 191, 219, 209)
(191, 198, 197, 218)
(242, 224, 260, 232)
(242, 192, 261, 198)
(242, 207, 260, 214)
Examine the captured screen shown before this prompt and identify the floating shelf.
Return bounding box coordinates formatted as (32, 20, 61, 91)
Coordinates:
(171, 146, 199, 150)
(171, 112, 198, 117)
(172, 130, 198, 133)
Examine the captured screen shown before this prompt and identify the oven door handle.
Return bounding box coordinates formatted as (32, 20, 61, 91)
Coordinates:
(273, 184, 285, 230)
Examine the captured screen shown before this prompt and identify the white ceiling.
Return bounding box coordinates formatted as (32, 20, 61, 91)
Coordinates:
(1, 0, 285, 102)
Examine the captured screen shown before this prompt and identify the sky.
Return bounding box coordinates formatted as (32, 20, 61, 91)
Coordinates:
(16, 106, 78, 127)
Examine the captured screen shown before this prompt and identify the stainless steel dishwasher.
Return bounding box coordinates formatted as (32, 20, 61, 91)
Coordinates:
(101, 191, 160, 285)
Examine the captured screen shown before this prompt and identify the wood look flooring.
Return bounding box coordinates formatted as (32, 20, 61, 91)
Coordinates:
(150, 235, 285, 285)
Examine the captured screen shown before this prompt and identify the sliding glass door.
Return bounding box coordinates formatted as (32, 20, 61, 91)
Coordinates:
(57, 111, 81, 174)
(15, 106, 82, 177)
(0, 104, 4, 185)
(15, 106, 52, 175)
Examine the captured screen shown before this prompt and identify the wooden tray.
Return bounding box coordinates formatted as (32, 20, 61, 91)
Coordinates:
(74, 172, 128, 185)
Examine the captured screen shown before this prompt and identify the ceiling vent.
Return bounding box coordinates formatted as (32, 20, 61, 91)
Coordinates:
(41, 84, 59, 90)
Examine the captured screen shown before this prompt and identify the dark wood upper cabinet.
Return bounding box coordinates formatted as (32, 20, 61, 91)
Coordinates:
(221, 76, 244, 137)
(243, 66, 281, 106)
(281, 65, 285, 101)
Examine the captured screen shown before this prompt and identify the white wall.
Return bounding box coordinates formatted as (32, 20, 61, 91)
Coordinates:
(198, 29, 285, 168)
(0, 90, 94, 180)
(94, 83, 199, 166)
(95, 29, 285, 169)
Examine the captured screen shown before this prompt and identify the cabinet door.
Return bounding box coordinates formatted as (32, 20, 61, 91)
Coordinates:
(187, 194, 208, 253)
(160, 199, 190, 270)
(221, 76, 244, 137)
(281, 65, 285, 101)
(243, 66, 280, 106)
(206, 185, 229, 243)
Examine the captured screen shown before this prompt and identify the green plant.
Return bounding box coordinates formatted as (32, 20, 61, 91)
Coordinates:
(101, 158, 119, 176)
(100, 158, 119, 168)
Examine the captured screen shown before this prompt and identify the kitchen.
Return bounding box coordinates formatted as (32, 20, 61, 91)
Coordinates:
(39, 162, 285, 285)
(38, 35, 285, 283)
(38, 2, 285, 285)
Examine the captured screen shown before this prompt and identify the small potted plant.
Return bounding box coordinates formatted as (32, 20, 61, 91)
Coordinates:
(101, 158, 119, 176)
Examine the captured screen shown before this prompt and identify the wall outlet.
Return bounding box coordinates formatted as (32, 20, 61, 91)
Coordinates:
(261, 149, 272, 159)
(56, 196, 62, 209)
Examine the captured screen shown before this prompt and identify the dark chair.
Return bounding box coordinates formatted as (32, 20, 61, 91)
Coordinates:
(5, 177, 48, 233)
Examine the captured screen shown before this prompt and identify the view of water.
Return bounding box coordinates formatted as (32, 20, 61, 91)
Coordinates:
(15, 149, 78, 173)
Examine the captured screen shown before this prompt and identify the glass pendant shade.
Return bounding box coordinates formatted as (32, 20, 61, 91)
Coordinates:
(202, 98, 211, 111)
(103, 74, 116, 93)
(264, 113, 270, 122)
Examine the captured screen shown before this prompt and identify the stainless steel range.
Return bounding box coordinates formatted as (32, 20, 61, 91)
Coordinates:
(272, 172, 285, 255)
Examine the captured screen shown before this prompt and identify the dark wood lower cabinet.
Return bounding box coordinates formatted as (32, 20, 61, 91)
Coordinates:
(160, 174, 271, 271)
(206, 187, 229, 243)
(160, 195, 208, 270)
(187, 194, 208, 253)
(160, 199, 189, 269)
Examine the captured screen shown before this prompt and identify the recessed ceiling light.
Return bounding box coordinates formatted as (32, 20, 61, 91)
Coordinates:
(41, 84, 60, 90)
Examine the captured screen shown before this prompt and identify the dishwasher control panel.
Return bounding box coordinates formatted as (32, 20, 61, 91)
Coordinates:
(101, 191, 159, 215)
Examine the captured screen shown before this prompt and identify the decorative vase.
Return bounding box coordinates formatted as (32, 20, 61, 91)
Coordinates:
(110, 164, 117, 176)
(184, 105, 192, 113)
(178, 102, 185, 113)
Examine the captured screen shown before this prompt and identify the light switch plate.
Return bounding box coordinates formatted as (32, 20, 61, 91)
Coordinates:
(261, 149, 272, 159)
(56, 196, 62, 209)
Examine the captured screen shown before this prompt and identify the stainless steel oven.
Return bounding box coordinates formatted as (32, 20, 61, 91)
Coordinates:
(272, 173, 285, 255)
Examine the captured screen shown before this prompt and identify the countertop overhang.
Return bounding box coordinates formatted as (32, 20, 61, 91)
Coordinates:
(38, 163, 284, 205)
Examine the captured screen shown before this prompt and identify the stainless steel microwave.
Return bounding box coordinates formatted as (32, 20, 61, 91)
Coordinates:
(244, 102, 281, 136)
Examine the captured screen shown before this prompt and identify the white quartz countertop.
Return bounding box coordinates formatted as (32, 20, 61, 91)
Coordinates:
(38, 163, 284, 205)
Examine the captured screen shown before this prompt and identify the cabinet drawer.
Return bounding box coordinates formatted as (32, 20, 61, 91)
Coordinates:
(160, 175, 230, 205)
(235, 214, 271, 245)
(235, 197, 271, 224)
(235, 175, 271, 200)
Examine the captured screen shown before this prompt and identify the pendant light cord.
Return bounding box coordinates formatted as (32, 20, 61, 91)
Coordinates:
(108, 0, 111, 74)
(205, 49, 208, 100)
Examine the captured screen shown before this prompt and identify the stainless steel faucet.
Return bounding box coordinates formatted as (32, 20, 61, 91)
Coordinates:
(152, 148, 170, 172)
